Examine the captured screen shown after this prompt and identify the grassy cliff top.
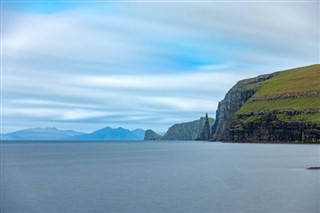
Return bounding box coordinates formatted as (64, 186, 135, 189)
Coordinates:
(254, 64, 319, 97)
(236, 64, 320, 122)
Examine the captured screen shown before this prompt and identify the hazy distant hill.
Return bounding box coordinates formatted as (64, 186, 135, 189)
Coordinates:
(2, 127, 84, 140)
(144, 116, 214, 141)
(212, 64, 320, 143)
(144, 129, 162, 140)
(131, 128, 145, 140)
(66, 127, 144, 141)
(162, 116, 214, 140)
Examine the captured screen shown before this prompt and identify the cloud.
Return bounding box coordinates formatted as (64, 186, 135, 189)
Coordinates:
(2, 69, 236, 132)
(2, 2, 318, 133)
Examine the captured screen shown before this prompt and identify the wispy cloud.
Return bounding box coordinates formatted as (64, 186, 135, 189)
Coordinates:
(2, 1, 318, 132)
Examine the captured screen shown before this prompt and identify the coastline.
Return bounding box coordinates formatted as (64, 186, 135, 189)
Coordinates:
(2, 140, 319, 145)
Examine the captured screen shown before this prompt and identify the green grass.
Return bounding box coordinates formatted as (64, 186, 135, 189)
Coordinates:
(276, 113, 320, 122)
(235, 113, 320, 123)
(237, 115, 264, 123)
(254, 64, 320, 97)
(237, 96, 320, 114)
(236, 64, 320, 122)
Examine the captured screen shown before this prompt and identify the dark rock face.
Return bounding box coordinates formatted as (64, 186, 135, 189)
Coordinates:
(144, 129, 162, 140)
(196, 113, 211, 140)
(212, 73, 277, 141)
(229, 113, 320, 143)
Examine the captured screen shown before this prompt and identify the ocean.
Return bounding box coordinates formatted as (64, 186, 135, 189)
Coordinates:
(1, 141, 319, 213)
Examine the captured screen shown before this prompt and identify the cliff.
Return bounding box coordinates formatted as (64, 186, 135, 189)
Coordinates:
(144, 129, 162, 140)
(212, 64, 320, 143)
(162, 116, 214, 140)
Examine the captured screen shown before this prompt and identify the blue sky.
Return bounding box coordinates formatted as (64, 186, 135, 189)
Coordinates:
(2, 1, 319, 133)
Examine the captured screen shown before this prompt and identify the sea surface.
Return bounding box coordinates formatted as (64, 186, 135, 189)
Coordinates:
(1, 141, 319, 213)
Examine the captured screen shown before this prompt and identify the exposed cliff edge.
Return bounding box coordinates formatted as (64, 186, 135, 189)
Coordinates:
(144, 129, 162, 140)
(211, 72, 277, 141)
(212, 64, 320, 143)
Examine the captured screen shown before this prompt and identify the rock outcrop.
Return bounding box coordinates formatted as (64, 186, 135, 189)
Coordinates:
(212, 64, 320, 143)
(144, 129, 162, 140)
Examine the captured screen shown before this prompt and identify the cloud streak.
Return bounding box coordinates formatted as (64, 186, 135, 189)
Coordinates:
(2, 1, 318, 132)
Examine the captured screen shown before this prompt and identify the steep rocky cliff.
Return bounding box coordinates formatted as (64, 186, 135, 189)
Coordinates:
(144, 129, 162, 140)
(211, 73, 277, 141)
(162, 116, 214, 140)
(212, 64, 320, 143)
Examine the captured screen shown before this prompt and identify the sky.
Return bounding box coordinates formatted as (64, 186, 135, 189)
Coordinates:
(1, 0, 319, 133)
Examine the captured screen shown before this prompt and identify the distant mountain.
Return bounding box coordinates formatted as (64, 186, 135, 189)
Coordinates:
(144, 129, 162, 140)
(66, 127, 143, 141)
(2, 127, 84, 140)
(131, 128, 145, 140)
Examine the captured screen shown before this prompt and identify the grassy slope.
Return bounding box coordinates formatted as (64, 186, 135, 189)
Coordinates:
(255, 64, 320, 96)
(236, 64, 320, 122)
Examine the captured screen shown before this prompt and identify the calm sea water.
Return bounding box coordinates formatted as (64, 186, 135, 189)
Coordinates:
(1, 141, 319, 213)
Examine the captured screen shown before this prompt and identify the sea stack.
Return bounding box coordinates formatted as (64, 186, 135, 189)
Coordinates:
(196, 113, 211, 140)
